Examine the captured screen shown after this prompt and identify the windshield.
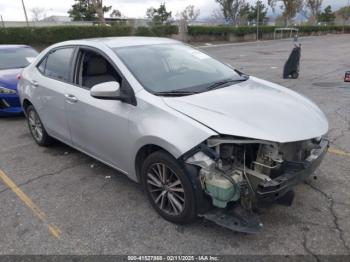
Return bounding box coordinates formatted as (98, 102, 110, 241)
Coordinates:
(114, 44, 245, 95)
(0, 47, 38, 70)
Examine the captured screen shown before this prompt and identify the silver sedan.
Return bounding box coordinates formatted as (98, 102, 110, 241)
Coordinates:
(18, 37, 328, 232)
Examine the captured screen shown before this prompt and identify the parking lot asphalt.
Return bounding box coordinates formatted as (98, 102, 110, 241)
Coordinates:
(0, 34, 350, 256)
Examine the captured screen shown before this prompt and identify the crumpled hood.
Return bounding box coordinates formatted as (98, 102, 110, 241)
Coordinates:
(0, 68, 22, 90)
(163, 76, 328, 143)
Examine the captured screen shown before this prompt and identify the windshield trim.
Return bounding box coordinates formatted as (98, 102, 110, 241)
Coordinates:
(113, 43, 244, 96)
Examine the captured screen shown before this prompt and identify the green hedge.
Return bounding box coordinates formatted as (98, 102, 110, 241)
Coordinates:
(0, 25, 178, 45)
(135, 25, 178, 37)
(188, 25, 350, 36)
(298, 25, 350, 33)
(1, 24, 348, 46)
(188, 26, 273, 36)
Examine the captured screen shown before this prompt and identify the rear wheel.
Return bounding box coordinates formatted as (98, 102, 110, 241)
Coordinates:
(141, 151, 197, 224)
(26, 105, 54, 146)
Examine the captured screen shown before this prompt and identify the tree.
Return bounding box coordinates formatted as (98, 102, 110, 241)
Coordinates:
(336, 6, 350, 26)
(68, 0, 96, 21)
(215, 0, 247, 25)
(268, 0, 304, 26)
(179, 5, 200, 22)
(91, 0, 111, 23)
(211, 8, 225, 22)
(30, 7, 46, 21)
(146, 3, 172, 25)
(237, 2, 250, 25)
(318, 5, 335, 24)
(68, 0, 111, 22)
(305, 0, 322, 24)
(247, 1, 268, 24)
(110, 9, 122, 18)
(299, 8, 310, 22)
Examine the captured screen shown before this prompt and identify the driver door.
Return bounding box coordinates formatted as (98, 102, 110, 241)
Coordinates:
(65, 47, 133, 173)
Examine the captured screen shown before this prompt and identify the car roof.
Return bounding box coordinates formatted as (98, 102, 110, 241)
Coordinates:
(57, 37, 181, 49)
(0, 45, 32, 50)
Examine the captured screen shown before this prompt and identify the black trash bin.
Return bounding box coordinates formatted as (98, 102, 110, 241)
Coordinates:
(283, 44, 301, 79)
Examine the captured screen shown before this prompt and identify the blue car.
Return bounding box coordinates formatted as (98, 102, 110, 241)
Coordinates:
(0, 45, 38, 116)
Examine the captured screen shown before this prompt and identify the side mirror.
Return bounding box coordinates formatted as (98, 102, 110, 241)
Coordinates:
(90, 82, 122, 100)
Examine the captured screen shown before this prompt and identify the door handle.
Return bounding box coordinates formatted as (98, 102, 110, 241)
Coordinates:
(30, 80, 38, 87)
(65, 94, 78, 103)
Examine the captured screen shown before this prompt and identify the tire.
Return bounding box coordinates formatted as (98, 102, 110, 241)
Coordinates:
(141, 151, 197, 224)
(26, 105, 54, 146)
(291, 71, 299, 79)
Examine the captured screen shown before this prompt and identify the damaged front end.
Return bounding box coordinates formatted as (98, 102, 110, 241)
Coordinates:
(183, 135, 329, 233)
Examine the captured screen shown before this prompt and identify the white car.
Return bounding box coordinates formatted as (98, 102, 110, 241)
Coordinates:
(18, 37, 329, 233)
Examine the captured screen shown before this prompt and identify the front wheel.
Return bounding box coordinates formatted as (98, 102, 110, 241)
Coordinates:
(141, 151, 197, 224)
(26, 105, 54, 146)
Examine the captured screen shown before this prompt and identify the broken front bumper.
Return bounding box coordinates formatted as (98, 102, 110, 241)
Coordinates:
(256, 138, 329, 202)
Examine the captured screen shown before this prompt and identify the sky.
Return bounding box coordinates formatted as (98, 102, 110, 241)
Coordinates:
(0, 0, 348, 21)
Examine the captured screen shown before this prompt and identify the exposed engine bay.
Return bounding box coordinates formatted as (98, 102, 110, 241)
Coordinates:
(185, 135, 329, 233)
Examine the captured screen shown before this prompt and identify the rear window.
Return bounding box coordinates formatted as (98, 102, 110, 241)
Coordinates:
(0, 47, 38, 70)
(38, 47, 75, 82)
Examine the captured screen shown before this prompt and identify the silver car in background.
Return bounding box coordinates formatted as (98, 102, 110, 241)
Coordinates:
(18, 37, 329, 233)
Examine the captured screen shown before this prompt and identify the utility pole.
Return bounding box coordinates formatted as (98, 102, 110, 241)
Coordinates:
(21, 0, 29, 27)
(343, 0, 350, 33)
(0, 15, 4, 28)
(256, 1, 260, 41)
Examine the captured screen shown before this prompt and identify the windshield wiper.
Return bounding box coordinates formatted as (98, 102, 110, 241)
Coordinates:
(154, 90, 200, 97)
(206, 76, 249, 91)
(154, 76, 249, 96)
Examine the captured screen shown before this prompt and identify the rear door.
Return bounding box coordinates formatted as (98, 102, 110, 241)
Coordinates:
(33, 46, 76, 143)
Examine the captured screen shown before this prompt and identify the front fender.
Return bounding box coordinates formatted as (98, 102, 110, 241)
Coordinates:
(127, 90, 217, 180)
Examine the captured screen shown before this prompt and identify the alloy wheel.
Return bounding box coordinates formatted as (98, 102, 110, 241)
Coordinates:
(146, 163, 186, 216)
(28, 110, 43, 142)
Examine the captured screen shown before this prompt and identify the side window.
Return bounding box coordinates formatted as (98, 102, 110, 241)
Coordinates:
(76, 49, 122, 89)
(39, 48, 75, 82)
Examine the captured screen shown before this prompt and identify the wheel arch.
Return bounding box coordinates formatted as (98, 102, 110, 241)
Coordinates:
(134, 144, 175, 183)
(134, 143, 212, 215)
(22, 99, 33, 116)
